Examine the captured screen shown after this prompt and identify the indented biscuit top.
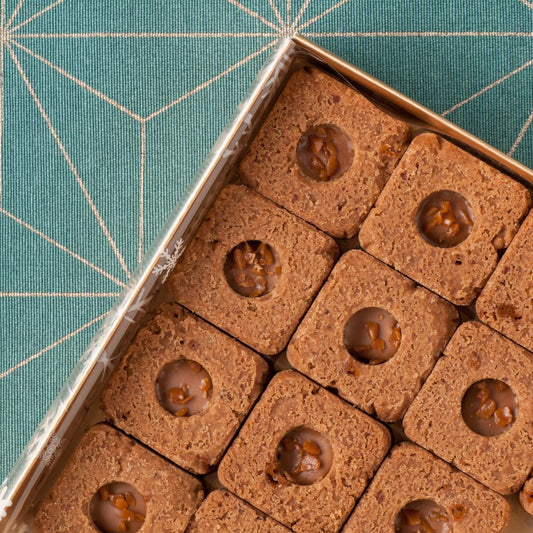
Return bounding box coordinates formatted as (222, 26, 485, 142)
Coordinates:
(239, 66, 410, 238)
(101, 303, 269, 474)
(343, 442, 510, 533)
(34, 424, 203, 533)
(403, 321, 533, 494)
(287, 249, 458, 422)
(167, 184, 338, 355)
(359, 132, 530, 305)
(218, 370, 390, 533)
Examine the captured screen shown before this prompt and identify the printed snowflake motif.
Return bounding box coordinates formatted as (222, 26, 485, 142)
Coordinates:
(38, 433, 64, 466)
(124, 287, 153, 324)
(152, 239, 186, 282)
(0, 483, 12, 521)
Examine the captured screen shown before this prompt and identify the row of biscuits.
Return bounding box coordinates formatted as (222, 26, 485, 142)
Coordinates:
(35, 65, 533, 532)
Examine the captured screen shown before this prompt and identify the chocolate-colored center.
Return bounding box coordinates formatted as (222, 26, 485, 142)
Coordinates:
(90, 482, 146, 533)
(155, 359, 212, 418)
(296, 124, 353, 182)
(224, 240, 281, 298)
(416, 190, 473, 248)
(275, 427, 333, 486)
(344, 307, 401, 365)
(395, 499, 452, 533)
(461, 379, 518, 436)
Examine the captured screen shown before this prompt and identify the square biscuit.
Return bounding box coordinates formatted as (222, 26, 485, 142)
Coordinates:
(34, 424, 203, 532)
(403, 321, 533, 494)
(287, 250, 458, 422)
(359, 133, 530, 305)
(167, 184, 338, 355)
(239, 66, 410, 238)
(218, 370, 391, 533)
(477, 210, 533, 352)
(186, 490, 291, 533)
(101, 303, 269, 474)
(342, 442, 510, 533)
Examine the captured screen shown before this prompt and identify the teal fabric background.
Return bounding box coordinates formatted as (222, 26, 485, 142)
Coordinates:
(0, 0, 532, 483)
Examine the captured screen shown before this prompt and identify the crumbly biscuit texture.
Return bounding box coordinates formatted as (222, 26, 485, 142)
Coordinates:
(167, 184, 338, 355)
(403, 321, 533, 494)
(186, 490, 291, 532)
(218, 370, 391, 533)
(359, 132, 530, 304)
(240, 66, 410, 238)
(342, 442, 510, 533)
(477, 210, 533, 352)
(34, 424, 203, 532)
(101, 303, 268, 474)
(287, 250, 458, 422)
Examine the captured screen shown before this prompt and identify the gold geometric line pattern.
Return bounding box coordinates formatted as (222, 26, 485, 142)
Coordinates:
(144, 39, 277, 122)
(225, 0, 281, 32)
(10, 0, 65, 33)
(13, 32, 280, 38)
(509, 105, 533, 156)
(0, 311, 107, 381)
(442, 58, 533, 116)
(11, 39, 143, 122)
(6, 42, 133, 278)
(5, 0, 24, 30)
(290, 0, 312, 32)
(301, 31, 533, 37)
(267, 0, 285, 28)
(296, 0, 351, 32)
(286, 0, 292, 27)
(0, 207, 127, 288)
(0, 292, 120, 297)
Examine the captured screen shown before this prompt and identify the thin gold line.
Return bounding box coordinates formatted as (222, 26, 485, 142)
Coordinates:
(509, 105, 533, 156)
(296, 0, 352, 32)
(1, 0, 5, 29)
(10, 0, 65, 32)
(290, 0, 312, 31)
(13, 31, 279, 38)
(0, 207, 127, 287)
(287, 0, 291, 27)
(225, 0, 281, 32)
(302, 31, 533, 37)
(11, 39, 143, 121)
(0, 312, 107, 380)
(6, 0, 25, 29)
(0, 292, 120, 297)
(267, 0, 285, 28)
(145, 39, 277, 122)
(442, 58, 533, 116)
(138, 122, 146, 264)
(7, 43, 132, 278)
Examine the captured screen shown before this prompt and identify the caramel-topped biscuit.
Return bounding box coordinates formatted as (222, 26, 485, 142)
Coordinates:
(101, 304, 268, 475)
(239, 67, 410, 238)
(403, 322, 533, 494)
(359, 133, 530, 305)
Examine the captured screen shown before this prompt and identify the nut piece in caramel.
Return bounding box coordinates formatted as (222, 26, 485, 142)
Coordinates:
(296, 124, 354, 182)
(461, 378, 518, 437)
(344, 307, 401, 365)
(224, 240, 281, 298)
(394, 499, 452, 533)
(416, 190, 474, 248)
(275, 427, 333, 486)
(90, 482, 146, 533)
(155, 359, 213, 417)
